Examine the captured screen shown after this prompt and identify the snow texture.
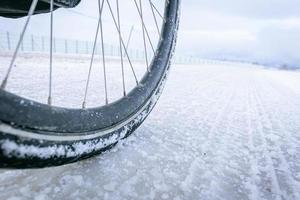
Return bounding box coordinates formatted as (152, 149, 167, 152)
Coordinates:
(0, 54, 300, 200)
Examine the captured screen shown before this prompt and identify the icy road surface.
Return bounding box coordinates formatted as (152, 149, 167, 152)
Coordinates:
(0, 55, 300, 200)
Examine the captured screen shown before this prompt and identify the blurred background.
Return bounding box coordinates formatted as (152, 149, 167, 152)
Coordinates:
(1, 0, 300, 68)
(179, 0, 300, 69)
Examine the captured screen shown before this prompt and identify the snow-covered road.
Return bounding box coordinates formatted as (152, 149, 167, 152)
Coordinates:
(0, 57, 300, 200)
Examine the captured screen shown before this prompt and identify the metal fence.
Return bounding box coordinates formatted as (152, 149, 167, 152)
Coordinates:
(0, 31, 203, 64)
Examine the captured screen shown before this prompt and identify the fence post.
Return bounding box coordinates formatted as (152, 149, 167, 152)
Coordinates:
(20, 33, 24, 52)
(85, 41, 88, 54)
(6, 32, 11, 51)
(136, 49, 139, 60)
(31, 34, 34, 51)
(76, 40, 79, 54)
(130, 49, 134, 60)
(41, 36, 45, 52)
(110, 45, 113, 56)
(65, 39, 68, 54)
(53, 37, 56, 53)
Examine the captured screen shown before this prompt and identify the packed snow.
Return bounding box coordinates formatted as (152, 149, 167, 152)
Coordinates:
(0, 54, 300, 200)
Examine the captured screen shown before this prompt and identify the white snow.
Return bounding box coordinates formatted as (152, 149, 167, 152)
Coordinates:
(0, 54, 300, 200)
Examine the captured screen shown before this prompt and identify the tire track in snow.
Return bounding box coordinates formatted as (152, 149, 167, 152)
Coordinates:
(201, 74, 260, 200)
(205, 75, 259, 200)
(253, 74, 300, 199)
(158, 68, 235, 199)
(245, 73, 286, 200)
(243, 77, 260, 200)
(258, 71, 300, 141)
(250, 78, 283, 200)
(180, 71, 241, 199)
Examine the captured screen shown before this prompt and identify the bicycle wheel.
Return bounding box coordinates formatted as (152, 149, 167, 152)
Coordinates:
(0, 0, 180, 168)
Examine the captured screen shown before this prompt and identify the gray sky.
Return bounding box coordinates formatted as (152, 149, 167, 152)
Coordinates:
(1, 0, 300, 67)
(179, 0, 300, 67)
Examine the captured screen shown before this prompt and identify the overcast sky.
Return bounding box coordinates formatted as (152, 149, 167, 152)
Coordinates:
(1, 0, 300, 67)
(179, 0, 300, 67)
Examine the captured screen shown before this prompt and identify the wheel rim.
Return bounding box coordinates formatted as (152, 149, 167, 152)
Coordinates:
(0, 0, 179, 134)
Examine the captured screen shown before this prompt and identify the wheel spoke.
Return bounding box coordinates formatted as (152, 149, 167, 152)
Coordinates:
(82, 0, 105, 108)
(48, 0, 54, 105)
(106, 0, 139, 85)
(149, 0, 164, 21)
(133, 0, 155, 54)
(149, 0, 160, 35)
(126, 26, 134, 50)
(116, 0, 126, 97)
(1, 0, 39, 90)
(99, 0, 109, 105)
(139, 0, 150, 72)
